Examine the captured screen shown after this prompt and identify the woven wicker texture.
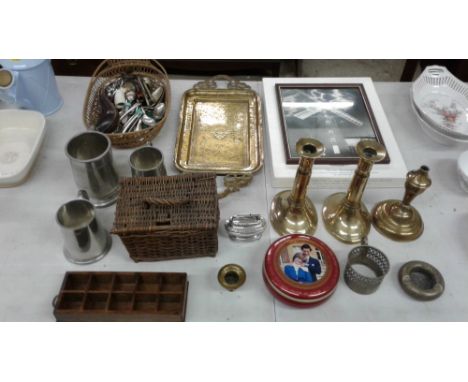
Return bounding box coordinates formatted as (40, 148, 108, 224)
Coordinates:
(112, 173, 219, 262)
(83, 59, 171, 148)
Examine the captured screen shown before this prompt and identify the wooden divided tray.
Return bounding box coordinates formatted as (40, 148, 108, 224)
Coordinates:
(53, 272, 188, 322)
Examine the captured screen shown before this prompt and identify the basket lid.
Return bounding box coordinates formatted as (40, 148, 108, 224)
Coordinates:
(263, 234, 339, 307)
(112, 173, 219, 235)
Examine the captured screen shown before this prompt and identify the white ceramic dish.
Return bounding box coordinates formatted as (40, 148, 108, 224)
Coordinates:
(457, 150, 468, 193)
(0, 109, 46, 187)
(412, 96, 468, 140)
(412, 66, 468, 138)
(411, 98, 468, 147)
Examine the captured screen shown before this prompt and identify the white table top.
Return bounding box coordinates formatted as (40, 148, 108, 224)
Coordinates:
(0, 76, 466, 321)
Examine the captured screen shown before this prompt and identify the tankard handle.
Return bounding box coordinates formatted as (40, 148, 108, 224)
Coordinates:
(77, 189, 90, 201)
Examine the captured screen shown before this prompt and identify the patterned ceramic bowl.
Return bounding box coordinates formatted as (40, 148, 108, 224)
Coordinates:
(412, 65, 468, 140)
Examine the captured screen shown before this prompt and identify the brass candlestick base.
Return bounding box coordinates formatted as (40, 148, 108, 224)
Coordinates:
(371, 201, 423, 241)
(322, 140, 387, 244)
(372, 165, 431, 241)
(270, 138, 324, 236)
(322, 192, 371, 243)
(270, 192, 318, 235)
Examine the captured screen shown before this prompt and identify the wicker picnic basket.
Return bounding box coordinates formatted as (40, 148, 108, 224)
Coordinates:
(111, 173, 219, 262)
(83, 59, 171, 148)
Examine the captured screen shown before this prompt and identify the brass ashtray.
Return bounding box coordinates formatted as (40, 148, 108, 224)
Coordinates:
(217, 264, 246, 291)
(398, 260, 444, 301)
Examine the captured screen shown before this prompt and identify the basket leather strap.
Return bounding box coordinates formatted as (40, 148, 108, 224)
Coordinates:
(143, 197, 190, 208)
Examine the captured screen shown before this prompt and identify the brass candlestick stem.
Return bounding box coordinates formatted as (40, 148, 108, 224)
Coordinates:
(270, 138, 324, 235)
(371, 165, 431, 241)
(322, 140, 387, 244)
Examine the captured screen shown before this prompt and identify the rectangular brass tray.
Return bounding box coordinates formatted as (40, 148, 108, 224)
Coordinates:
(53, 272, 188, 322)
(175, 78, 263, 175)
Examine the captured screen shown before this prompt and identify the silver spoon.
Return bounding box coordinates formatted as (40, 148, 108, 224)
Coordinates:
(141, 109, 158, 128)
(154, 102, 166, 120)
(119, 102, 140, 123)
(122, 109, 142, 133)
(150, 86, 164, 104)
(137, 77, 152, 106)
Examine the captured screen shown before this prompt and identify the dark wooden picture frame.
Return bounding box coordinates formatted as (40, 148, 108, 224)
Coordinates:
(276, 83, 390, 165)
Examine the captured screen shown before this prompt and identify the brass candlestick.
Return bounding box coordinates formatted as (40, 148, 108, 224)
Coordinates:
(372, 165, 431, 241)
(322, 140, 387, 244)
(270, 138, 324, 236)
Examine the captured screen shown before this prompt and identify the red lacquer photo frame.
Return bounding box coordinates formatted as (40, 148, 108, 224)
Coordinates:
(263, 234, 340, 307)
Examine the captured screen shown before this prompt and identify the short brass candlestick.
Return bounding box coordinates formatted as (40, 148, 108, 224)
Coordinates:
(270, 138, 324, 236)
(371, 165, 431, 241)
(322, 140, 387, 244)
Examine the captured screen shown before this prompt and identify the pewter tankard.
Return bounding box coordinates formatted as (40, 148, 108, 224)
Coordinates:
(66, 131, 119, 207)
(56, 190, 111, 264)
(129, 145, 166, 177)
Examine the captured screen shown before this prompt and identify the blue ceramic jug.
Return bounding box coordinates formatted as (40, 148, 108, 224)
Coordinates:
(0, 59, 63, 116)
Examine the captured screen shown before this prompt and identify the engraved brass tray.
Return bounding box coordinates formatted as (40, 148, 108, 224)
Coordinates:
(175, 76, 263, 175)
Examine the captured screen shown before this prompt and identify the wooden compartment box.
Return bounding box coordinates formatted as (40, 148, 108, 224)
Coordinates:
(53, 272, 188, 322)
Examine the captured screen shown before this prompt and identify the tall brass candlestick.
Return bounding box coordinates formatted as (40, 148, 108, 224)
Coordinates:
(322, 140, 387, 244)
(270, 138, 324, 236)
(372, 165, 431, 241)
